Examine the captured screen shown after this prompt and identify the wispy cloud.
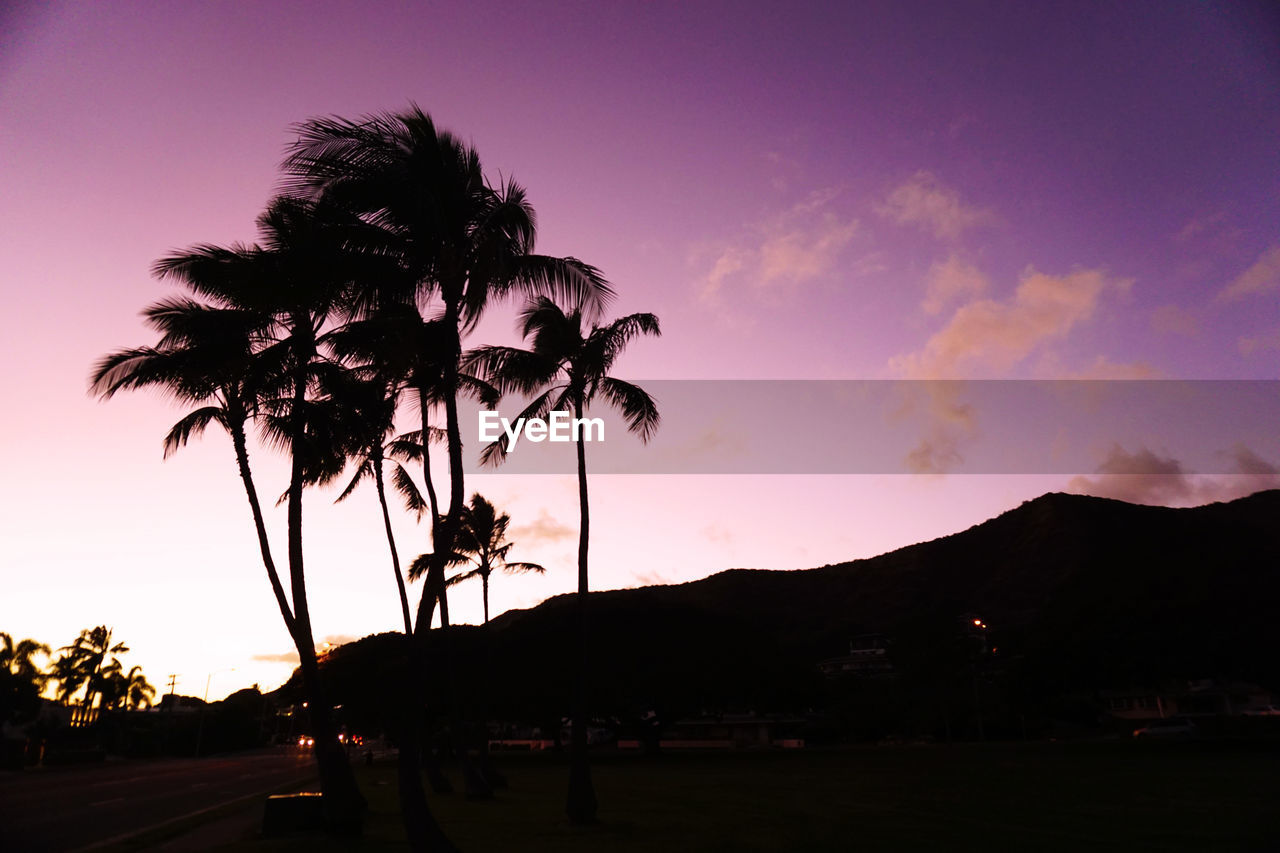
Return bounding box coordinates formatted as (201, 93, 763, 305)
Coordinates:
(251, 650, 299, 664)
(509, 509, 575, 544)
(250, 633, 357, 665)
(878, 171, 995, 240)
(1218, 245, 1280, 301)
(1238, 328, 1280, 356)
(922, 255, 989, 315)
(1174, 211, 1227, 242)
(1150, 304, 1200, 337)
(696, 188, 863, 302)
(1068, 443, 1280, 506)
(892, 267, 1130, 379)
(1057, 356, 1161, 380)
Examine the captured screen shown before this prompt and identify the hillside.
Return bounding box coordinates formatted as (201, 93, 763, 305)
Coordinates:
(305, 490, 1280, 730)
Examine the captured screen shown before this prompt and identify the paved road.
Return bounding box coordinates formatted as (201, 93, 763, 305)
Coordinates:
(0, 748, 316, 852)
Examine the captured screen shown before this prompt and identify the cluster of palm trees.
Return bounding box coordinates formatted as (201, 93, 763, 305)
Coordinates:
(91, 104, 658, 849)
(1, 627, 155, 717)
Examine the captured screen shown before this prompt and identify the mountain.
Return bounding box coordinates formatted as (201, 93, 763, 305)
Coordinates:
(302, 490, 1280, 731)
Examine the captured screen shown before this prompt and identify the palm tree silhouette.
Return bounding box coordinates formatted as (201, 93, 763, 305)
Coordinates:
(1, 633, 51, 693)
(91, 297, 296, 634)
(284, 105, 611, 636)
(94, 196, 368, 823)
(124, 666, 156, 710)
(468, 296, 660, 824)
(412, 493, 545, 626)
(56, 627, 128, 711)
(284, 105, 612, 850)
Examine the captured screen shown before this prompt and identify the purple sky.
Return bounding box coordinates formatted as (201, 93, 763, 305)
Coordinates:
(2, 1, 1278, 698)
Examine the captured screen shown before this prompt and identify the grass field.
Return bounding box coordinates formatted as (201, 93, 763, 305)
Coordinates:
(223, 740, 1280, 852)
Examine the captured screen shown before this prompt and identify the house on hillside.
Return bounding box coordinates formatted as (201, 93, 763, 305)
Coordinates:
(1100, 679, 1275, 720)
(818, 633, 894, 678)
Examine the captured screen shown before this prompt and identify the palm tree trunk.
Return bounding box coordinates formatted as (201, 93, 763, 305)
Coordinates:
(230, 425, 298, 637)
(434, 356, 492, 800)
(566, 398, 598, 824)
(373, 450, 414, 635)
(285, 348, 365, 828)
(482, 575, 490, 626)
(392, 350, 463, 851)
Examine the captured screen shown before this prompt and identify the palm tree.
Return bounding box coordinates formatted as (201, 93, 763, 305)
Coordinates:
(411, 493, 544, 625)
(125, 666, 156, 710)
(94, 196, 369, 825)
(284, 105, 612, 851)
(91, 297, 296, 635)
(1, 633, 51, 693)
(467, 297, 660, 824)
(284, 105, 611, 631)
(146, 195, 368, 823)
(56, 627, 128, 711)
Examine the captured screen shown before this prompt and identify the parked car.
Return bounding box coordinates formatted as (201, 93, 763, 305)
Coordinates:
(1132, 718, 1196, 739)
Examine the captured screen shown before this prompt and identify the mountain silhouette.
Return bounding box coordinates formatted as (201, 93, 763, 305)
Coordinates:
(290, 490, 1280, 731)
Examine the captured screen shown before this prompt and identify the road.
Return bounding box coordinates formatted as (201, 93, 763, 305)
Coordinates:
(0, 748, 316, 852)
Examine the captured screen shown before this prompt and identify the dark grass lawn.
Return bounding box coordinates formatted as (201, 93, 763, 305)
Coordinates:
(223, 740, 1280, 852)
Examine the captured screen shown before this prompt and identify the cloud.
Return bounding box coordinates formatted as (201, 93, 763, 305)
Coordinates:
(1239, 328, 1280, 356)
(894, 381, 977, 475)
(320, 634, 357, 648)
(1175, 211, 1227, 242)
(697, 188, 862, 301)
(878, 171, 995, 240)
(509, 509, 574, 544)
(251, 650, 300, 664)
(630, 570, 670, 588)
(922, 255, 989, 315)
(1059, 356, 1161, 380)
(250, 633, 358, 665)
(892, 267, 1130, 379)
(700, 524, 733, 545)
(1068, 443, 1280, 506)
(1150, 304, 1200, 338)
(1219, 245, 1280, 301)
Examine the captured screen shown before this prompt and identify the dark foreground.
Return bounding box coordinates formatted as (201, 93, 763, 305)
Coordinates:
(0, 747, 314, 852)
(218, 739, 1279, 852)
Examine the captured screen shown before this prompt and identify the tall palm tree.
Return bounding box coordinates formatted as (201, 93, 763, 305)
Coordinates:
(91, 297, 296, 635)
(145, 195, 368, 823)
(283, 105, 612, 851)
(94, 196, 369, 825)
(283, 105, 611, 636)
(411, 493, 544, 625)
(467, 297, 660, 824)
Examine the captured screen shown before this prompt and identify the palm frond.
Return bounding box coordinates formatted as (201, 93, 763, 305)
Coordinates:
(597, 377, 660, 442)
(391, 463, 427, 518)
(162, 407, 227, 458)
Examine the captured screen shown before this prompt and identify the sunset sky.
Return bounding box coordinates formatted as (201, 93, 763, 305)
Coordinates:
(2, 1, 1278, 699)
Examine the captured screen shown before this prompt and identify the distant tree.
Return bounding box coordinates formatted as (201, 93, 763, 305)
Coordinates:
(1, 633, 50, 692)
(412, 493, 545, 625)
(55, 627, 128, 710)
(468, 296, 659, 824)
(1, 633, 50, 726)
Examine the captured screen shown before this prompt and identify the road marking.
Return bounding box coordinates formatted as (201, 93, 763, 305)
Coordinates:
(68, 774, 318, 853)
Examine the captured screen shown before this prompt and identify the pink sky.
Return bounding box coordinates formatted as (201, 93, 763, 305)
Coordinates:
(2, 1, 1278, 698)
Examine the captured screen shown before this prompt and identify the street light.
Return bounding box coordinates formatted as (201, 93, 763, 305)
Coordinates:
(194, 668, 236, 757)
